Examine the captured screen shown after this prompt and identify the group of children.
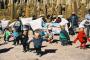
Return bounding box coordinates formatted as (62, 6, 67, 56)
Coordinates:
(3, 24, 90, 57)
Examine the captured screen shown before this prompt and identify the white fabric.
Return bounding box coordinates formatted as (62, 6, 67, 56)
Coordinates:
(29, 18, 43, 30)
(58, 15, 63, 18)
(59, 18, 68, 25)
(20, 17, 32, 25)
(1, 20, 10, 29)
(59, 18, 69, 32)
(79, 19, 87, 28)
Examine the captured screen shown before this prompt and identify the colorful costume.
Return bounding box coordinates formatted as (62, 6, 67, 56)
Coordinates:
(74, 31, 87, 49)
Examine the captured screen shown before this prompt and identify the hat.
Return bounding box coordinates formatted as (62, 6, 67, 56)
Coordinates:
(72, 12, 75, 14)
(58, 15, 63, 18)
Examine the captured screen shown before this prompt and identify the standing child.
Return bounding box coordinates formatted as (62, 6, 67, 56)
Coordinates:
(4, 28, 11, 43)
(12, 29, 19, 45)
(73, 27, 87, 49)
(59, 25, 70, 46)
(29, 30, 44, 56)
(21, 30, 29, 52)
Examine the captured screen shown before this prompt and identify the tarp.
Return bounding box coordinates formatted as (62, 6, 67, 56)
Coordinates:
(51, 18, 69, 34)
(1, 20, 10, 29)
(29, 18, 43, 30)
(20, 17, 32, 25)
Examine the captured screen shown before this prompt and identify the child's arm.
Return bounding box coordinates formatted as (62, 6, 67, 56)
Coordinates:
(73, 37, 78, 43)
(28, 38, 33, 43)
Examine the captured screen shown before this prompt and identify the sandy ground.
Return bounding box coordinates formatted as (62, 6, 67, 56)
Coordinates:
(0, 31, 90, 60)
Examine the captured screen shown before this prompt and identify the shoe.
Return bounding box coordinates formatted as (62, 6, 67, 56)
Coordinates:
(23, 50, 27, 53)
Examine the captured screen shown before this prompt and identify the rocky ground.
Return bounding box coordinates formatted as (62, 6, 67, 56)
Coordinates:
(0, 31, 90, 60)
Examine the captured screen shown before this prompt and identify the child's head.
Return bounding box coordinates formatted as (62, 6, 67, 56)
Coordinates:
(5, 28, 9, 31)
(23, 30, 28, 35)
(34, 29, 41, 38)
(79, 27, 84, 31)
(60, 25, 65, 30)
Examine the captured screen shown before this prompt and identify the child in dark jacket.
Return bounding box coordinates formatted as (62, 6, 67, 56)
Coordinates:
(59, 25, 70, 46)
(73, 27, 87, 49)
(29, 30, 44, 56)
(21, 30, 29, 52)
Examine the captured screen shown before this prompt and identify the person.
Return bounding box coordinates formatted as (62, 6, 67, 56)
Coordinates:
(29, 29, 45, 56)
(55, 17, 61, 23)
(85, 9, 90, 20)
(21, 30, 29, 52)
(85, 9, 90, 38)
(47, 29, 53, 43)
(0, 21, 2, 33)
(13, 17, 23, 44)
(12, 29, 19, 45)
(69, 12, 79, 33)
(59, 25, 70, 46)
(13, 17, 23, 32)
(73, 27, 87, 49)
(4, 28, 11, 43)
(32, 15, 37, 20)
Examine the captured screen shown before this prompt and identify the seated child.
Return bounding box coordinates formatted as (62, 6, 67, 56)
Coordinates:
(4, 28, 11, 43)
(29, 29, 45, 56)
(59, 25, 70, 46)
(47, 29, 53, 43)
(73, 27, 87, 49)
(21, 30, 29, 52)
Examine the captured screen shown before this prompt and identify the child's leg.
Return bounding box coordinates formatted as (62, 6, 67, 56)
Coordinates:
(7, 35, 11, 42)
(36, 48, 41, 55)
(22, 44, 27, 52)
(16, 37, 19, 45)
(13, 39, 16, 45)
(82, 42, 87, 49)
(26, 43, 29, 51)
(80, 43, 83, 48)
(61, 40, 64, 46)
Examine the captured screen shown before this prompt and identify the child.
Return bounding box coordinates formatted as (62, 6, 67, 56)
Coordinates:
(47, 29, 53, 43)
(59, 25, 70, 46)
(73, 27, 87, 49)
(29, 30, 44, 56)
(12, 29, 19, 45)
(21, 30, 29, 52)
(4, 28, 11, 43)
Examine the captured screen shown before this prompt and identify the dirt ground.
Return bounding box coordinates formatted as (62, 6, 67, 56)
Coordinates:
(0, 31, 90, 60)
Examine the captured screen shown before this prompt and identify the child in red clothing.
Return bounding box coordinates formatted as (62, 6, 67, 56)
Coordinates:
(74, 27, 87, 49)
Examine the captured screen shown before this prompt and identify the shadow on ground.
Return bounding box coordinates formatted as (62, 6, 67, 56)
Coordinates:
(52, 39, 73, 45)
(0, 47, 14, 53)
(29, 48, 57, 57)
(41, 49, 57, 56)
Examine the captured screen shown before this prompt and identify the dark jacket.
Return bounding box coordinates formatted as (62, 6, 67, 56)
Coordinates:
(21, 34, 29, 44)
(31, 37, 44, 48)
(69, 15, 78, 27)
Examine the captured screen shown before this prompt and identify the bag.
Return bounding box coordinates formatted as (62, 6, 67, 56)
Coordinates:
(9, 35, 14, 41)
